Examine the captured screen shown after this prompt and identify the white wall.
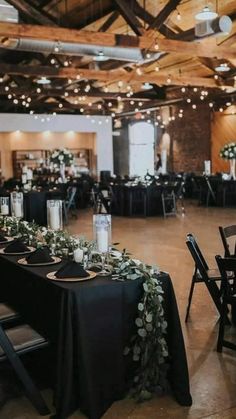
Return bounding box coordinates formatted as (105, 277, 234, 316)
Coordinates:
(0, 114, 113, 176)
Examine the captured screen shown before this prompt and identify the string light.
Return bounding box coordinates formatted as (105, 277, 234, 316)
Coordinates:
(58, 103, 63, 108)
(177, 11, 181, 21)
(209, 102, 214, 108)
(4, 86, 9, 91)
(187, 98, 191, 103)
(36, 87, 41, 93)
(181, 87, 186, 93)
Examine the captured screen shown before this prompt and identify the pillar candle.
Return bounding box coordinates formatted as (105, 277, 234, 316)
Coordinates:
(73, 248, 84, 263)
(14, 202, 22, 218)
(97, 229, 108, 253)
(1, 204, 9, 215)
(50, 206, 60, 230)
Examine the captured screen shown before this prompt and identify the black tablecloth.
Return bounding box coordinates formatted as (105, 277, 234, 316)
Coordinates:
(0, 255, 192, 418)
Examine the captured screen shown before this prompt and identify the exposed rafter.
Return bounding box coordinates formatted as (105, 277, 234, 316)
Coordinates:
(147, 0, 182, 32)
(0, 23, 235, 61)
(99, 11, 120, 32)
(113, 0, 144, 35)
(6, 0, 57, 26)
(0, 63, 231, 88)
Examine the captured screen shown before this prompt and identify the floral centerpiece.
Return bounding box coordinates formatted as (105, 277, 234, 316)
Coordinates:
(50, 148, 74, 167)
(219, 142, 236, 179)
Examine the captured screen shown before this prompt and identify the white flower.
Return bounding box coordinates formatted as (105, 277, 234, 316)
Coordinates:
(132, 258, 142, 266)
(59, 155, 64, 161)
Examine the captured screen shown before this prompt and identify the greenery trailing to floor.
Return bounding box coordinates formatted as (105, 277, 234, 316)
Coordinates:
(0, 216, 169, 401)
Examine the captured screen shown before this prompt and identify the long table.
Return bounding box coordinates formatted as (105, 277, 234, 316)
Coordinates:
(0, 254, 192, 418)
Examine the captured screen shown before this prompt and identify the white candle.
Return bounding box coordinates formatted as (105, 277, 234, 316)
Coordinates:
(21, 174, 27, 184)
(73, 248, 84, 263)
(14, 202, 22, 218)
(27, 169, 33, 180)
(1, 204, 9, 215)
(50, 206, 60, 230)
(97, 229, 109, 253)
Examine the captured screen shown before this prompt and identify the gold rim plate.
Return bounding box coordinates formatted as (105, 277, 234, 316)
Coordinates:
(0, 246, 35, 255)
(18, 256, 61, 266)
(46, 270, 97, 282)
(0, 237, 15, 244)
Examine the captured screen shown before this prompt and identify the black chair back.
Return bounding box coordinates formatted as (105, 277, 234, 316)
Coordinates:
(219, 225, 236, 257)
(215, 255, 236, 352)
(186, 233, 209, 272)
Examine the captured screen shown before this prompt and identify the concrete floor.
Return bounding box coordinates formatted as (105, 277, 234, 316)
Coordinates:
(1, 202, 236, 419)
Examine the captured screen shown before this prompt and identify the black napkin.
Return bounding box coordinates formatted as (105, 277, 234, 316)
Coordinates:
(55, 261, 88, 278)
(0, 234, 7, 242)
(26, 246, 53, 264)
(4, 239, 30, 253)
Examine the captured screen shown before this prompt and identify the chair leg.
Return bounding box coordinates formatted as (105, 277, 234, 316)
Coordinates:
(185, 278, 196, 322)
(217, 300, 227, 353)
(0, 329, 50, 415)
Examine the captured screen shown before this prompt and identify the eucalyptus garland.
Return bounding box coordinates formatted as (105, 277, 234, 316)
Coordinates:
(0, 216, 169, 401)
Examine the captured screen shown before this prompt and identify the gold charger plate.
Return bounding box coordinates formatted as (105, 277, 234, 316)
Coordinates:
(46, 270, 97, 282)
(0, 237, 15, 245)
(17, 256, 61, 267)
(0, 246, 35, 256)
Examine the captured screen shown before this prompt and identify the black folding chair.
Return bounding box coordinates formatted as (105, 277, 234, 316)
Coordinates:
(219, 225, 236, 257)
(0, 322, 50, 415)
(0, 303, 20, 326)
(185, 233, 222, 322)
(215, 255, 236, 352)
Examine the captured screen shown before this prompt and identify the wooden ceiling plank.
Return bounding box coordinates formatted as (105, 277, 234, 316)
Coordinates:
(0, 23, 235, 60)
(0, 62, 232, 88)
(6, 0, 57, 26)
(147, 0, 182, 32)
(99, 11, 120, 32)
(113, 0, 144, 36)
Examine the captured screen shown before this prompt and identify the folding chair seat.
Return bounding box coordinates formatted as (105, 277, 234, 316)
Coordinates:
(0, 322, 50, 415)
(215, 256, 236, 352)
(0, 303, 20, 325)
(185, 233, 222, 322)
(219, 225, 236, 257)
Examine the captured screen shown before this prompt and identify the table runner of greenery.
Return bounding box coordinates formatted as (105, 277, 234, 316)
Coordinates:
(0, 216, 168, 401)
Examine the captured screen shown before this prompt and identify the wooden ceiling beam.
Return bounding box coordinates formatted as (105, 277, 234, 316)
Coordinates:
(147, 0, 182, 32)
(0, 86, 153, 100)
(0, 63, 232, 88)
(113, 0, 144, 36)
(0, 23, 235, 60)
(133, 0, 177, 38)
(99, 11, 120, 32)
(6, 0, 57, 26)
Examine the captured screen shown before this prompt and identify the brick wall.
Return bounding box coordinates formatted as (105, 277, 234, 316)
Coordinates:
(167, 103, 211, 173)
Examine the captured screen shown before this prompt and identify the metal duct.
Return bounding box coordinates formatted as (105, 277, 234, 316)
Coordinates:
(0, 37, 161, 63)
